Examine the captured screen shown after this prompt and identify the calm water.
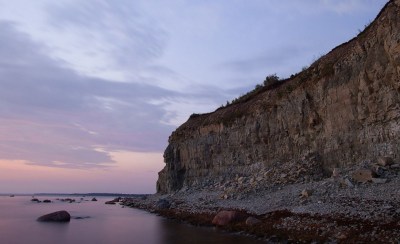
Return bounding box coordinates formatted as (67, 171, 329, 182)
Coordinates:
(0, 196, 264, 244)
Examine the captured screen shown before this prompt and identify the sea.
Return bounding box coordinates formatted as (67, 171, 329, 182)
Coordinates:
(0, 195, 264, 244)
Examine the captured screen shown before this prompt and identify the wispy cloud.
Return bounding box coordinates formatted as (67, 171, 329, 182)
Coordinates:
(0, 21, 175, 168)
(43, 0, 168, 82)
(320, 0, 367, 14)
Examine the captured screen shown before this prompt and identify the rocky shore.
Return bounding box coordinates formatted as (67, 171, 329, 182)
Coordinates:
(121, 163, 400, 242)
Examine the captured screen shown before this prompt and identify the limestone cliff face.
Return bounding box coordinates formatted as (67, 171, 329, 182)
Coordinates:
(157, 0, 400, 193)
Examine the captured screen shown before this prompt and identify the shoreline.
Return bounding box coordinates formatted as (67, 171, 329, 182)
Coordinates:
(120, 174, 400, 242)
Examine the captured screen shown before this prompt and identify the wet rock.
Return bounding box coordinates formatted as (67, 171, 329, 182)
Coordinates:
(352, 169, 374, 183)
(155, 199, 170, 210)
(91, 198, 97, 201)
(43, 200, 51, 203)
(60, 198, 75, 203)
(212, 211, 239, 226)
(31, 198, 40, 202)
(37, 210, 71, 222)
(245, 216, 261, 226)
(105, 197, 121, 205)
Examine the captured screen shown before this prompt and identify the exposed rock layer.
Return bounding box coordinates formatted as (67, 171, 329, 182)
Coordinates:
(157, 0, 400, 193)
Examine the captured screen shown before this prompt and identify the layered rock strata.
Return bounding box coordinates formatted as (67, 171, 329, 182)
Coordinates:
(157, 0, 400, 193)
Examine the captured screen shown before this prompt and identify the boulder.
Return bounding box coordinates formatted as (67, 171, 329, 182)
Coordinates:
(155, 199, 170, 210)
(31, 198, 40, 202)
(60, 198, 75, 203)
(91, 198, 97, 201)
(212, 210, 239, 226)
(43, 199, 51, 203)
(37, 210, 71, 222)
(245, 216, 261, 226)
(352, 169, 374, 183)
(105, 197, 121, 205)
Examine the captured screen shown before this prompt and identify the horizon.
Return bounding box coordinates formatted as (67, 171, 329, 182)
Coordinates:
(0, 0, 388, 193)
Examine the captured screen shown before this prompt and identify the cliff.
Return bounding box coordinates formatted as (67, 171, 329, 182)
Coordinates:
(157, 0, 400, 194)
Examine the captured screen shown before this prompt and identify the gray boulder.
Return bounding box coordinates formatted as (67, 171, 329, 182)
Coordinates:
(37, 210, 71, 222)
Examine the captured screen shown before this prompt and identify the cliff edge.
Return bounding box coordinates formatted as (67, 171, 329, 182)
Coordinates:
(157, 0, 400, 194)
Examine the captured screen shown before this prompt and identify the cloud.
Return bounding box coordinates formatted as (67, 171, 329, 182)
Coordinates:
(0, 21, 177, 168)
(320, 0, 367, 14)
(25, 0, 169, 82)
(220, 46, 305, 74)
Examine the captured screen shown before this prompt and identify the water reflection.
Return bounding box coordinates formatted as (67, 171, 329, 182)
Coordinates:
(0, 196, 263, 244)
(158, 218, 264, 244)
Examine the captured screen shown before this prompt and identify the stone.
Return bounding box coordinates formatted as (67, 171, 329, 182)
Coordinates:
(31, 198, 40, 202)
(371, 178, 387, 184)
(43, 200, 51, 203)
(212, 211, 239, 226)
(60, 198, 75, 203)
(105, 197, 121, 205)
(245, 216, 261, 226)
(300, 189, 313, 198)
(336, 232, 347, 240)
(374, 166, 386, 176)
(91, 198, 97, 201)
(352, 169, 374, 183)
(332, 168, 340, 178)
(377, 157, 394, 166)
(343, 178, 354, 188)
(155, 199, 170, 210)
(37, 210, 71, 222)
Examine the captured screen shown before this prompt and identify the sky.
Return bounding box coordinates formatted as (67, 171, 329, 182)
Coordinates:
(0, 0, 388, 194)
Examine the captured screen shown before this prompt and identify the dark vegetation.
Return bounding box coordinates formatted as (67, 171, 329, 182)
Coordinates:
(221, 74, 281, 109)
